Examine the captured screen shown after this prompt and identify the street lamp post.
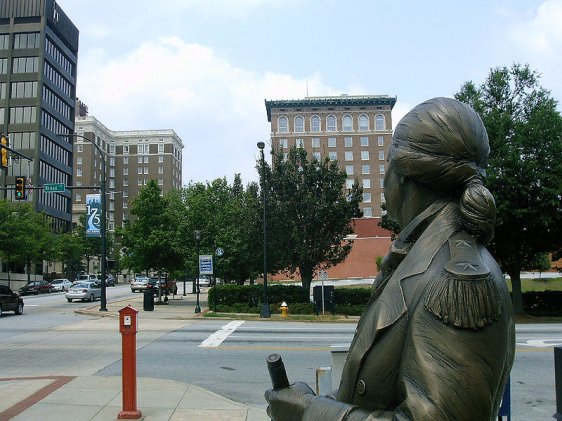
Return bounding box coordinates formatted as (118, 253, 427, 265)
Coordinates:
(194, 230, 201, 313)
(58, 133, 108, 311)
(257, 142, 270, 318)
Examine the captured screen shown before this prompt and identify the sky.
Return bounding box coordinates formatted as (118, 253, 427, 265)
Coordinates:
(55, 0, 562, 186)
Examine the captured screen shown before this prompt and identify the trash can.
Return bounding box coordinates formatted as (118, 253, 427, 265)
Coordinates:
(313, 285, 335, 315)
(143, 291, 154, 311)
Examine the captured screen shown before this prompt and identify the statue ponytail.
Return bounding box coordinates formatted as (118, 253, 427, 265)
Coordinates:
(459, 180, 496, 245)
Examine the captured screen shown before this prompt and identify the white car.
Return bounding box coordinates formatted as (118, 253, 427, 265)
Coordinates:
(51, 279, 72, 292)
(66, 282, 101, 302)
(130, 276, 149, 293)
(197, 275, 212, 287)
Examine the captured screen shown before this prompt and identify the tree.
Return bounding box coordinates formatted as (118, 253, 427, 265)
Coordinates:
(455, 63, 562, 314)
(119, 180, 183, 284)
(263, 147, 363, 290)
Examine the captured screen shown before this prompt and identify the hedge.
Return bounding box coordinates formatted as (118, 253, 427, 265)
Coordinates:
(207, 285, 562, 316)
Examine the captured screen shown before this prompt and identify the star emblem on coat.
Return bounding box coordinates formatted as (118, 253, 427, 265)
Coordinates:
(456, 262, 477, 271)
(454, 239, 472, 248)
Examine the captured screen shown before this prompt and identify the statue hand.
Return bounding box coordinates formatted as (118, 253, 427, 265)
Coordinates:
(265, 381, 316, 421)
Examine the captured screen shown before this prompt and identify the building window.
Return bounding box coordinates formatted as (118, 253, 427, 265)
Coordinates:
(363, 207, 373, 218)
(379, 150, 385, 160)
(123, 168, 128, 175)
(278, 116, 288, 133)
(381, 192, 386, 203)
(375, 114, 386, 131)
(76, 168, 82, 177)
(312, 152, 321, 161)
(76, 193, 82, 202)
(137, 156, 143, 164)
(361, 151, 370, 160)
(296, 138, 304, 148)
(144, 167, 149, 174)
(360, 136, 369, 147)
(311, 138, 320, 148)
(77, 157, 82, 165)
(109, 179, 115, 188)
(345, 151, 353, 161)
(363, 192, 372, 203)
(328, 137, 336, 148)
(158, 166, 164, 174)
(363, 179, 371, 189)
(380, 178, 384, 188)
(123, 189, 128, 197)
(346, 165, 354, 175)
(158, 178, 163, 185)
(109, 168, 115, 177)
(359, 115, 369, 131)
(77, 145, 83, 152)
(378, 136, 384, 146)
(311, 116, 320, 132)
(158, 156, 164, 163)
(144, 156, 149, 163)
(158, 144, 164, 153)
(346, 179, 354, 189)
(279, 138, 287, 149)
(327, 115, 336, 132)
(123, 200, 128, 209)
(123, 145, 129, 154)
(344, 137, 353, 147)
(295, 116, 304, 132)
(123, 179, 128, 186)
(123, 156, 129, 164)
(379, 164, 385, 174)
(138, 178, 142, 186)
(137, 167, 142, 175)
(343, 115, 352, 131)
(329, 152, 337, 161)
(362, 164, 370, 174)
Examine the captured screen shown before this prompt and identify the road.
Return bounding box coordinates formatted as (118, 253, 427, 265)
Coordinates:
(0, 287, 560, 420)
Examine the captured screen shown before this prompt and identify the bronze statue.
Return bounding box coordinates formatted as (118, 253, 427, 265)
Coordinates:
(265, 97, 515, 420)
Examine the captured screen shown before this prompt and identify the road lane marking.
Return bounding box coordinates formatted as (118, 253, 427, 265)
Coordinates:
(517, 339, 562, 348)
(199, 321, 245, 348)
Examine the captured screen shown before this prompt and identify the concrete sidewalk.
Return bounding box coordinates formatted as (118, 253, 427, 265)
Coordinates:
(1, 290, 269, 421)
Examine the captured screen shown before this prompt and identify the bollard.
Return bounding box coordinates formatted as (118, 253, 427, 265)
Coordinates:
(280, 301, 288, 318)
(555, 347, 562, 420)
(118, 306, 142, 419)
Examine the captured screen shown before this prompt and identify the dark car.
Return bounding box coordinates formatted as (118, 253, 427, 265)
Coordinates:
(19, 280, 53, 295)
(0, 285, 24, 316)
(147, 278, 178, 295)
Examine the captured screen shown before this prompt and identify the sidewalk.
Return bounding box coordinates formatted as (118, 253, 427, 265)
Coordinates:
(0, 290, 269, 421)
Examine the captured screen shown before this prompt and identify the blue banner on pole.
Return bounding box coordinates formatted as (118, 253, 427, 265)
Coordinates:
(199, 255, 213, 275)
(86, 194, 101, 238)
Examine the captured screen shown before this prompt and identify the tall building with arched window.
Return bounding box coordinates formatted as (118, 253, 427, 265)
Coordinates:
(265, 94, 396, 218)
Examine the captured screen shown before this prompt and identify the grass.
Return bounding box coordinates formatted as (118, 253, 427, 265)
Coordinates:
(505, 276, 562, 292)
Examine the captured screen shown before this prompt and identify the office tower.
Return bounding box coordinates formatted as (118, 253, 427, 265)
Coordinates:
(0, 0, 78, 231)
(265, 95, 396, 218)
(73, 111, 184, 233)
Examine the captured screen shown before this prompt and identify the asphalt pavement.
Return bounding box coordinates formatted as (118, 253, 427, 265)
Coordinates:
(0, 289, 269, 421)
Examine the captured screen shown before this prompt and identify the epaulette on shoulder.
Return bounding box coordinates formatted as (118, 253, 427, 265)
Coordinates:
(424, 232, 503, 330)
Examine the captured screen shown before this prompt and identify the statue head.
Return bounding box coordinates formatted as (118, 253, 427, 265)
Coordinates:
(387, 97, 496, 244)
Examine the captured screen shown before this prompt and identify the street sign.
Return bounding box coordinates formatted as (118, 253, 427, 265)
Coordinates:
(44, 183, 65, 193)
(215, 247, 224, 257)
(199, 255, 214, 275)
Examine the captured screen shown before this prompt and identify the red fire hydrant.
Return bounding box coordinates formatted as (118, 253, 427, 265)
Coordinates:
(118, 305, 142, 419)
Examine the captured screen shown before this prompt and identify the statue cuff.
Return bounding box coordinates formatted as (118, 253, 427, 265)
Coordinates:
(302, 396, 355, 421)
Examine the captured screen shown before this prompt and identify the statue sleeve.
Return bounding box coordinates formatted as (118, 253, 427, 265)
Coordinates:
(303, 396, 393, 421)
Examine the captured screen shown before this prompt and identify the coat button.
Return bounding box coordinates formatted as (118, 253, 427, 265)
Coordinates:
(357, 380, 366, 395)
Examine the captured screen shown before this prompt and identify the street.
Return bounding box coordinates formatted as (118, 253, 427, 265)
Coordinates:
(0, 286, 560, 420)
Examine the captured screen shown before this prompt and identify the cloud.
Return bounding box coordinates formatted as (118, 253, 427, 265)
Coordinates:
(502, 0, 562, 97)
(76, 36, 338, 185)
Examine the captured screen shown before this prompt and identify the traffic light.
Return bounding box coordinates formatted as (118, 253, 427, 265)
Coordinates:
(15, 176, 26, 200)
(0, 134, 8, 170)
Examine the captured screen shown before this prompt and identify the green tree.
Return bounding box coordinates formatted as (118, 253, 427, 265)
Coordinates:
(120, 180, 183, 284)
(0, 201, 52, 283)
(263, 147, 363, 290)
(75, 214, 114, 274)
(53, 230, 85, 280)
(455, 63, 562, 314)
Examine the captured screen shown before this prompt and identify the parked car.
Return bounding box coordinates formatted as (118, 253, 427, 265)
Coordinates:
(76, 274, 99, 283)
(50, 279, 72, 292)
(19, 280, 53, 295)
(0, 285, 24, 316)
(147, 278, 178, 295)
(130, 276, 149, 293)
(197, 275, 212, 287)
(96, 273, 115, 287)
(65, 281, 101, 302)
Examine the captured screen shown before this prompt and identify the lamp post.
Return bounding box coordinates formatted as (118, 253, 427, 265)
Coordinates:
(58, 133, 107, 311)
(257, 142, 270, 318)
(194, 230, 201, 313)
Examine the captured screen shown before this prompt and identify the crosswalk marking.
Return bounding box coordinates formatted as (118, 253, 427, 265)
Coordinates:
(199, 321, 245, 348)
